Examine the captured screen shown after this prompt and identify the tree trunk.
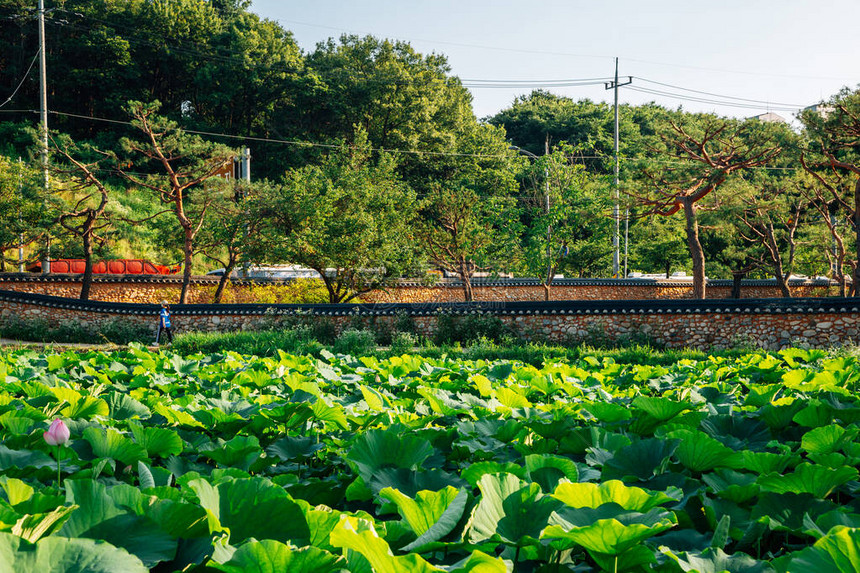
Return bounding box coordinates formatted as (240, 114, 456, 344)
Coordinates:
(458, 258, 473, 302)
(179, 226, 193, 304)
(665, 262, 671, 279)
(212, 259, 238, 304)
(682, 198, 707, 299)
(80, 228, 94, 301)
(731, 272, 744, 299)
(854, 177, 860, 297)
(543, 282, 550, 301)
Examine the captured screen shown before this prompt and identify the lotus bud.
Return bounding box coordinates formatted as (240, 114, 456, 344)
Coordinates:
(43, 419, 70, 446)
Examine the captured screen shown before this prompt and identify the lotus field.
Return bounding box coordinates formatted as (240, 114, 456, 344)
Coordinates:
(2, 345, 860, 571)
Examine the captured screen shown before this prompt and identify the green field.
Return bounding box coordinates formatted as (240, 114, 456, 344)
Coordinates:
(0, 345, 859, 572)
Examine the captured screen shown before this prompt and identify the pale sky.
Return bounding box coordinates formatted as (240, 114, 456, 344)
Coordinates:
(251, 0, 860, 121)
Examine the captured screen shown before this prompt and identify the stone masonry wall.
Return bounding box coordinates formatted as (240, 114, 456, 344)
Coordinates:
(0, 275, 840, 305)
(2, 292, 858, 350)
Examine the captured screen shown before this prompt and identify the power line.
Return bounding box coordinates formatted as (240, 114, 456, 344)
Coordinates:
(633, 77, 807, 108)
(625, 86, 800, 113)
(0, 108, 810, 171)
(0, 48, 40, 109)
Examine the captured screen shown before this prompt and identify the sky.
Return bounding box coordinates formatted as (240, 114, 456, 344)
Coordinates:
(250, 0, 860, 122)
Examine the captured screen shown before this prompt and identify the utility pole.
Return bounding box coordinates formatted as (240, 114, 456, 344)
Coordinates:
(604, 58, 631, 278)
(38, 0, 50, 274)
(17, 158, 24, 273)
(239, 147, 251, 277)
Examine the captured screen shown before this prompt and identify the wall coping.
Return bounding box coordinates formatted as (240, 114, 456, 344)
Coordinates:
(1, 289, 858, 317)
(0, 273, 840, 289)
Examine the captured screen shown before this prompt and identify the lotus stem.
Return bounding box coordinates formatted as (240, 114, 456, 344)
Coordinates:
(56, 444, 61, 489)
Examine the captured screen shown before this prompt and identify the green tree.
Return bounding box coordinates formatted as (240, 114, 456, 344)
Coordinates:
(49, 138, 114, 300)
(248, 131, 418, 304)
(0, 157, 52, 271)
(800, 88, 860, 296)
(628, 214, 688, 279)
(636, 116, 781, 299)
(517, 144, 610, 297)
(303, 34, 474, 187)
(417, 124, 522, 301)
(116, 101, 235, 304)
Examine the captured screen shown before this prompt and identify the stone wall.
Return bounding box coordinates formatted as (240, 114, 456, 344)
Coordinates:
(0, 274, 841, 305)
(1, 290, 857, 350)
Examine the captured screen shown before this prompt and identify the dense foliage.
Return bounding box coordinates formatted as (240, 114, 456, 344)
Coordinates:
(1, 347, 860, 571)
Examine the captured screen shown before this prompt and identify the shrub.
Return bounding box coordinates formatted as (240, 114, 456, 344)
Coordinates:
(390, 331, 418, 354)
(333, 328, 376, 356)
(434, 311, 517, 345)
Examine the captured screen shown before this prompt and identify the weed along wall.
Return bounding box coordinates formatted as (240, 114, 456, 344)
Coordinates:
(1, 290, 859, 350)
(0, 274, 840, 305)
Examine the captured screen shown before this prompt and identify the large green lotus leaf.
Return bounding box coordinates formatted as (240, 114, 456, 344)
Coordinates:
(330, 516, 440, 573)
(105, 393, 150, 421)
(591, 544, 657, 572)
(542, 511, 676, 555)
(198, 436, 261, 471)
(803, 511, 860, 539)
(792, 401, 834, 428)
(757, 463, 858, 498)
(788, 526, 860, 572)
(12, 504, 77, 543)
(265, 436, 324, 462)
(310, 398, 348, 430)
(743, 384, 782, 408)
(59, 480, 177, 568)
(702, 470, 760, 504)
(128, 422, 183, 458)
(632, 396, 693, 422)
(346, 429, 435, 483)
(583, 401, 632, 423)
(461, 462, 525, 488)
(0, 413, 36, 436)
(601, 438, 679, 481)
(662, 547, 775, 572)
(737, 451, 798, 476)
(0, 446, 57, 472)
(0, 477, 34, 506)
(189, 477, 310, 545)
(699, 415, 771, 452)
(303, 506, 358, 552)
(750, 492, 838, 533)
(0, 531, 148, 573)
(379, 486, 466, 546)
(759, 401, 805, 432)
(368, 468, 466, 498)
(524, 454, 579, 493)
(467, 473, 560, 546)
(208, 540, 345, 573)
(82, 427, 148, 467)
(551, 480, 679, 512)
(801, 425, 857, 455)
(666, 430, 742, 473)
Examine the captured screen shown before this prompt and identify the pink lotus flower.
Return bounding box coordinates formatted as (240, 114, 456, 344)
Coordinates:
(43, 419, 70, 446)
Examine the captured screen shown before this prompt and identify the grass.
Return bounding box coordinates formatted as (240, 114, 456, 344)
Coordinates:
(171, 328, 749, 366)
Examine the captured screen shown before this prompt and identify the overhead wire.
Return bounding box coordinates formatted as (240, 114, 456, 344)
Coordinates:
(0, 108, 803, 172)
(0, 48, 40, 109)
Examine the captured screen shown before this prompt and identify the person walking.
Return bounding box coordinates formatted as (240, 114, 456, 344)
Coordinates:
(156, 300, 173, 345)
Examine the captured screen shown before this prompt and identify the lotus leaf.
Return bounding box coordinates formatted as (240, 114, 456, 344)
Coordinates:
(552, 480, 679, 512)
(208, 540, 345, 573)
(666, 429, 742, 473)
(0, 531, 148, 573)
(189, 477, 310, 545)
(757, 463, 858, 498)
(788, 526, 860, 572)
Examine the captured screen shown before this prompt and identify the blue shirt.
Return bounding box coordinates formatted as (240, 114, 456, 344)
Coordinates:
(160, 308, 171, 328)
